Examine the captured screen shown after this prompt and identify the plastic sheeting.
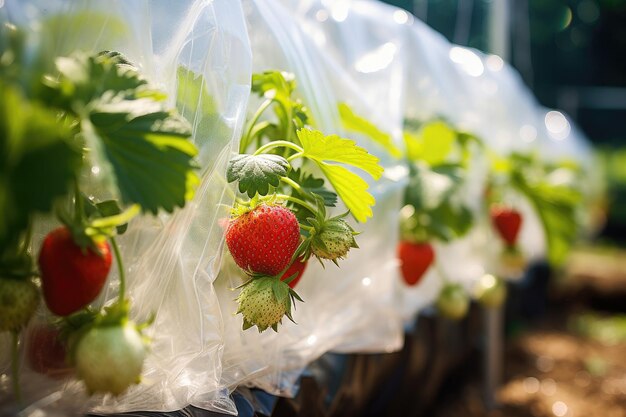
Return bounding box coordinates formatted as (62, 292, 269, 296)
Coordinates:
(0, 0, 597, 414)
(0, 0, 250, 414)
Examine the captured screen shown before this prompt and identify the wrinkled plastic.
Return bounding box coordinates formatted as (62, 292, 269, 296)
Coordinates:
(0, 0, 250, 414)
(215, 0, 409, 397)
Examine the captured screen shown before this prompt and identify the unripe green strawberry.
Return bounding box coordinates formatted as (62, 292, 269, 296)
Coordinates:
(74, 321, 147, 395)
(226, 204, 300, 276)
(474, 274, 507, 308)
(436, 283, 469, 320)
(309, 216, 358, 263)
(0, 277, 39, 332)
(237, 276, 299, 332)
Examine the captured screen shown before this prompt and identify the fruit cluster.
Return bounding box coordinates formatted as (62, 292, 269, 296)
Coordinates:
(223, 71, 381, 332)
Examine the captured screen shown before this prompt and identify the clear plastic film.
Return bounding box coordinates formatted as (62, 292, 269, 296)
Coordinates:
(215, 0, 408, 397)
(0, 0, 251, 414)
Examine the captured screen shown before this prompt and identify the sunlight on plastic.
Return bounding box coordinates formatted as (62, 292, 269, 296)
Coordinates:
(355, 42, 397, 74)
(545, 111, 571, 141)
(449, 47, 484, 77)
(520, 125, 538, 143)
(362, 277, 372, 286)
(486, 55, 504, 72)
(307, 335, 317, 345)
(393, 10, 411, 25)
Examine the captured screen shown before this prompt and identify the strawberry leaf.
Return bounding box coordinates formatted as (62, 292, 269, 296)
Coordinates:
(404, 121, 456, 166)
(403, 163, 473, 242)
(84, 98, 198, 214)
(288, 167, 337, 219)
(0, 83, 81, 251)
(227, 154, 290, 198)
(338, 102, 402, 158)
(508, 154, 582, 266)
(297, 128, 382, 222)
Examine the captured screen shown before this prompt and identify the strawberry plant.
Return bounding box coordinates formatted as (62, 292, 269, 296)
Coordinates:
(341, 111, 480, 287)
(1, 23, 198, 401)
(225, 71, 383, 332)
(488, 152, 583, 267)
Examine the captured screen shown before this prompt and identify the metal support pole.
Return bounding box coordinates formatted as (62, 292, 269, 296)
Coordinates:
(483, 306, 503, 410)
(484, 1, 510, 410)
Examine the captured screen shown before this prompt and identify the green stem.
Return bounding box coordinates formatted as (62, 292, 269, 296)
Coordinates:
(286, 152, 304, 162)
(280, 176, 303, 192)
(240, 100, 273, 153)
(299, 224, 314, 232)
(253, 141, 303, 156)
(11, 331, 21, 404)
(264, 194, 316, 214)
(110, 238, 126, 302)
(89, 204, 140, 231)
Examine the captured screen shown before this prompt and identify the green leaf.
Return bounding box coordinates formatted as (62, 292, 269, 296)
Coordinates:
(227, 154, 290, 198)
(318, 164, 376, 223)
(85, 96, 198, 214)
(289, 168, 337, 207)
(338, 102, 402, 158)
(0, 82, 82, 250)
(252, 71, 295, 106)
(46, 53, 151, 110)
(403, 163, 472, 242)
(511, 169, 582, 266)
(287, 168, 337, 223)
(298, 128, 383, 179)
(404, 164, 463, 211)
(404, 121, 456, 166)
(297, 128, 382, 222)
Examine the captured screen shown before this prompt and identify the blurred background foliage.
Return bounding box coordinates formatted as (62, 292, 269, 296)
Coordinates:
(383, 0, 626, 245)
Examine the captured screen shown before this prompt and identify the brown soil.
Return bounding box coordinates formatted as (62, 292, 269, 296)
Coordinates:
(434, 247, 626, 417)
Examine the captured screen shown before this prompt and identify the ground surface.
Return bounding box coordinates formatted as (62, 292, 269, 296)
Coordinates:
(433, 247, 626, 417)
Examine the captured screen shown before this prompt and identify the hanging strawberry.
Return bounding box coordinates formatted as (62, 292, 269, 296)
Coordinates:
(225, 204, 301, 276)
(397, 241, 434, 286)
(490, 205, 523, 248)
(225, 72, 383, 332)
(38, 227, 112, 316)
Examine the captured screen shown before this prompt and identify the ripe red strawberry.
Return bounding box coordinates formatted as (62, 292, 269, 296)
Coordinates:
(225, 204, 300, 276)
(38, 227, 112, 316)
(490, 206, 522, 247)
(397, 241, 434, 286)
(0, 277, 39, 332)
(26, 324, 72, 378)
(280, 257, 307, 288)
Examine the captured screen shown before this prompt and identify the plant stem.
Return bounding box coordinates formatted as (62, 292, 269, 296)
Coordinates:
(11, 331, 21, 404)
(253, 141, 303, 156)
(286, 152, 304, 162)
(280, 176, 303, 192)
(110, 237, 126, 302)
(265, 194, 316, 214)
(89, 204, 140, 230)
(240, 100, 273, 153)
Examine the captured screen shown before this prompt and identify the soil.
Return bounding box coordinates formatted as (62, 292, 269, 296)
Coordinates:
(433, 248, 626, 417)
